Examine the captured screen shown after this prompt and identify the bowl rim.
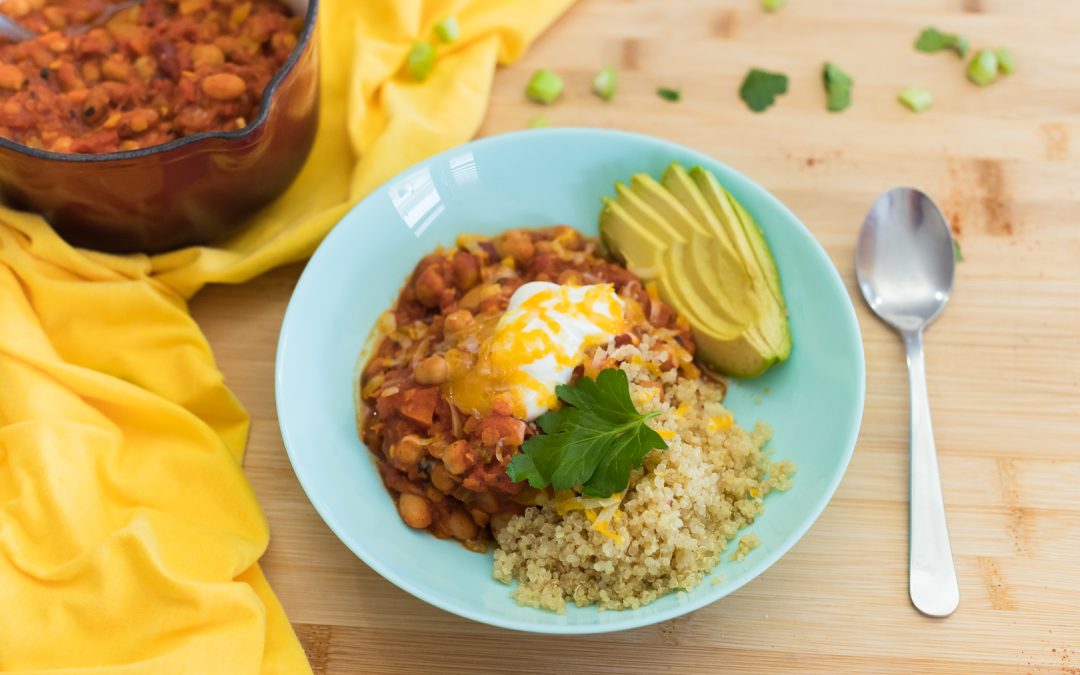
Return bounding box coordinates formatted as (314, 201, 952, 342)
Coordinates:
(0, 0, 319, 163)
(275, 127, 867, 634)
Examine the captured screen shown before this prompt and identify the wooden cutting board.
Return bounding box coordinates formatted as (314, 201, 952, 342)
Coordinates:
(191, 0, 1080, 672)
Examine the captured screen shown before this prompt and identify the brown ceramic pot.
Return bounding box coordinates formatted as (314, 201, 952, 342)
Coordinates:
(0, 0, 320, 253)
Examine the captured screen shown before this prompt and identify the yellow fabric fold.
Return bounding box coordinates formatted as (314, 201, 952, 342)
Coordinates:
(0, 0, 573, 672)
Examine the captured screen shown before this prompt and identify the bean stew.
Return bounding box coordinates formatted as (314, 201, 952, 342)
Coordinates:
(0, 0, 301, 154)
(358, 226, 695, 550)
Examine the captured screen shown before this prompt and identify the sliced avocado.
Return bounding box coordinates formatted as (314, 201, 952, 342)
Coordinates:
(629, 174, 709, 238)
(661, 251, 774, 377)
(690, 166, 784, 307)
(665, 165, 778, 341)
(600, 164, 793, 377)
(688, 166, 791, 361)
(613, 182, 687, 244)
(680, 233, 758, 328)
(727, 191, 786, 309)
(663, 242, 751, 335)
(661, 163, 742, 260)
(598, 197, 665, 272)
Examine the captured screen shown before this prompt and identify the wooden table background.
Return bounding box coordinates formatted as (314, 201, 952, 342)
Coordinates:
(191, 0, 1080, 672)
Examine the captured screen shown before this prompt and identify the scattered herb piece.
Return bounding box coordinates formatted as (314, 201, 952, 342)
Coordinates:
(761, 0, 786, 12)
(739, 68, 789, 112)
(898, 86, 933, 112)
(914, 27, 969, 58)
(656, 86, 681, 102)
(434, 16, 459, 44)
(952, 239, 964, 262)
(822, 62, 853, 113)
(995, 47, 1015, 75)
(406, 42, 436, 81)
(526, 68, 564, 104)
(967, 48, 999, 86)
(527, 114, 550, 129)
(506, 368, 668, 498)
(592, 65, 618, 101)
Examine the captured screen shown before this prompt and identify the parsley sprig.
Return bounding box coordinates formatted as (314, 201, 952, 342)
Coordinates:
(739, 68, 789, 113)
(507, 368, 668, 498)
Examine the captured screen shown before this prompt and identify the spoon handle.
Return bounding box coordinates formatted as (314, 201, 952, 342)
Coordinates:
(0, 14, 35, 41)
(903, 329, 960, 617)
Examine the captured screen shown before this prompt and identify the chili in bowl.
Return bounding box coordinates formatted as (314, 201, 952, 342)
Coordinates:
(0, 0, 319, 252)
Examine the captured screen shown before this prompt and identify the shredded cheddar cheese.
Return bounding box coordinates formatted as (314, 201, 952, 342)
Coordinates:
(554, 491, 626, 545)
(708, 414, 733, 431)
(444, 283, 627, 419)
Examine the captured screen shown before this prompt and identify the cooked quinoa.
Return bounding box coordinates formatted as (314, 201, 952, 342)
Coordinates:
(492, 335, 794, 613)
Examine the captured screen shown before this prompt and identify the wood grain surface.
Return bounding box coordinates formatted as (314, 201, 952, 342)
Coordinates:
(190, 0, 1080, 672)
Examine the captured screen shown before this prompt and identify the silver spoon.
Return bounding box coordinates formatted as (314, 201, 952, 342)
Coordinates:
(0, 0, 144, 42)
(855, 186, 960, 618)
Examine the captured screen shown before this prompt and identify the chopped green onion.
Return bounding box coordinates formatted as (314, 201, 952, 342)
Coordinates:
(761, 0, 786, 11)
(822, 62, 853, 113)
(406, 42, 436, 81)
(656, 87, 681, 102)
(592, 65, 617, 101)
(955, 36, 971, 58)
(527, 115, 550, 129)
(967, 48, 999, 86)
(914, 27, 969, 58)
(898, 86, 933, 113)
(433, 16, 459, 43)
(996, 47, 1015, 75)
(526, 69, 564, 104)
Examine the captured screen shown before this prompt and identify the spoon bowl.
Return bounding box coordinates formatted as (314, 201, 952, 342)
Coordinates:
(856, 187, 955, 332)
(855, 186, 960, 618)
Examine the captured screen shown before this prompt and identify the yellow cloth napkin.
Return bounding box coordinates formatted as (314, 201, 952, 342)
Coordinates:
(0, 0, 573, 672)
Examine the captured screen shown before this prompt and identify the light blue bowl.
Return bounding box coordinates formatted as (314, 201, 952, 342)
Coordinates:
(275, 128, 865, 634)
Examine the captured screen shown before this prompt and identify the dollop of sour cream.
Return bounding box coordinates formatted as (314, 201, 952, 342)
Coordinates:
(445, 281, 626, 420)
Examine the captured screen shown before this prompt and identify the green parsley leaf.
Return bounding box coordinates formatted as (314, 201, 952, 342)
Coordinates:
(952, 239, 964, 262)
(506, 368, 668, 498)
(822, 62, 853, 113)
(761, 0, 786, 12)
(739, 68, 788, 112)
(914, 27, 969, 58)
(657, 86, 681, 102)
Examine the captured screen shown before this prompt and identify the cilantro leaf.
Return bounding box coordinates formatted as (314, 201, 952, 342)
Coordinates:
(915, 27, 969, 58)
(823, 62, 853, 113)
(739, 68, 788, 113)
(657, 87, 681, 102)
(506, 368, 667, 498)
